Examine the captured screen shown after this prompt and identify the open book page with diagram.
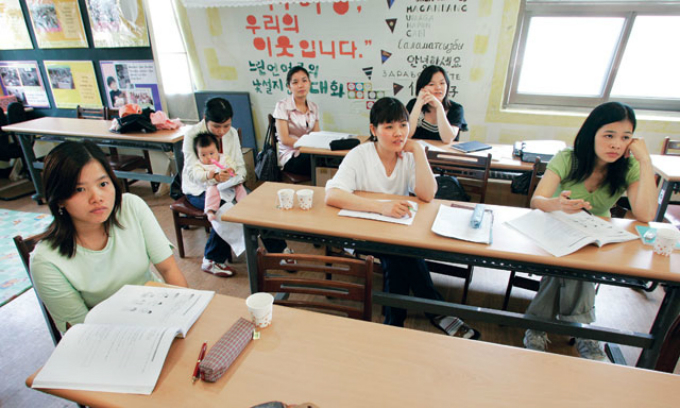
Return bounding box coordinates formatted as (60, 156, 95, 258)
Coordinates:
(506, 210, 637, 257)
(84, 285, 215, 338)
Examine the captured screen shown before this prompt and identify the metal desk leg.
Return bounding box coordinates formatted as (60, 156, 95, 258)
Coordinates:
(655, 179, 673, 222)
(243, 225, 259, 294)
(637, 285, 680, 368)
(310, 154, 318, 186)
(16, 132, 43, 203)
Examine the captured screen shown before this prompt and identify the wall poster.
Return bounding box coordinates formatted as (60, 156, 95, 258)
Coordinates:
(0, 61, 51, 108)
(27, 0, 88, 49)
(86, 0, 150, 48)
(100, 60, 161, 110)
(43, 60, 102, 108)
(0, 0, 34, 50)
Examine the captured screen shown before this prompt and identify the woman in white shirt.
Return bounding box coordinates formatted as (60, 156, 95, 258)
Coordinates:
(273, 66, 320, 176)
(325, 98, 479, 339)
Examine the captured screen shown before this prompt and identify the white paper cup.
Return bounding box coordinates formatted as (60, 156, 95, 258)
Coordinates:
(277, 188, 294, 210)
(653, 228, 680, 257)
(246, 292, 274, 328)
(296, 189, 314, 210)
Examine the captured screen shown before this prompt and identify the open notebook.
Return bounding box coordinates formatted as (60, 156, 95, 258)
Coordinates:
(32, 285, 214, 395)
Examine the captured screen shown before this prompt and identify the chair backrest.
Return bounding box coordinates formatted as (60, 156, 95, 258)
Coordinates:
(6, 101, 26, 124)
(256, 248, 374, 321)
(76, 105, 110, 120)
(426, 149, 492, 203)
(524, 157, 548, 208)
(662, 137, 680, 157)
(13, 235, 63, 346)
(655, 313, 680, 373)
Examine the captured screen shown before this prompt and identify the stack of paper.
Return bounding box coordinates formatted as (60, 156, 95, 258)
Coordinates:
(338, 200, 418, 225)
(293, 131, 356, 149)
(431, 204, 493, 244)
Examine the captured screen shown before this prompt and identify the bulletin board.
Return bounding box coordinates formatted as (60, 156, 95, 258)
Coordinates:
(184, 0, 476, 141)
(195, 91, 257, 150)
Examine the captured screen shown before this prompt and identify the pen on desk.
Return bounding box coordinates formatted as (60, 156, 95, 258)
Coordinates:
(192, 342, 208, 384)
(566, 196, 593, 216)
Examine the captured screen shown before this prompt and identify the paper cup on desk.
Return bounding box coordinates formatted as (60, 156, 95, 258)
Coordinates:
(246, 292, 274, 328)
(277, 189, 294, 210)
(654, 228, 680, 256)
(296, 189, 314, 210)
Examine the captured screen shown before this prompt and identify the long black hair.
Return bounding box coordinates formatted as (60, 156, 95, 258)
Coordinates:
(368, 97, 409, 141)
(566, 102, 637, 195)
(39, 141, 123, 258)
(415, 65, 452, 114)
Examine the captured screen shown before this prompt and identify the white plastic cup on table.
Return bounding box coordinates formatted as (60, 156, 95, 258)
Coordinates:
(653, 228, 680, 257)
(296, 189, 314, 211)
(246, 292, 274, 328)
(277, 188, 294, 210)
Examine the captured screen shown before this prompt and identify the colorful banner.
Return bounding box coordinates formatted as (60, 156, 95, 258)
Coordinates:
(44, 60, 102, 109)
(100, 60, 161, 111)
(27, 0, 88, 49)
(86, 0, 150, 48)
(0, 61, 51, 108)
(0, 0, 34, 50)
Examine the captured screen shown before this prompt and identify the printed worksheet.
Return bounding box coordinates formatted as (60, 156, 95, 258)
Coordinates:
(338, 200, 418, 225)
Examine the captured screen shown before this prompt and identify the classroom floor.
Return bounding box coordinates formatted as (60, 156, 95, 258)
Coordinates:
(1, 180, 676, 407)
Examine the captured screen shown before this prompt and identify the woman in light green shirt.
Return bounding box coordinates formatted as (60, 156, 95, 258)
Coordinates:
(522, 102, 657, 361)
(31, 141, 188, 332)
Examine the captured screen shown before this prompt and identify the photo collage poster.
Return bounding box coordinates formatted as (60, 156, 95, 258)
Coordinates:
(0, 0, 33, 50)
(85, 0, 150, 48)
(100, 60, 161, 111)
(43, 60, 102, 108)
(27, 0, 88, 49)
(0, 61, 51, 108)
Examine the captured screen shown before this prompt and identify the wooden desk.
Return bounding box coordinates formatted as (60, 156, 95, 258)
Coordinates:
(651, 154, 680, 222)
(299, 138, 533, 186)
(27, 291, 680, 407)
(2, 117, 187, 203)
(223, 183, 680, 369)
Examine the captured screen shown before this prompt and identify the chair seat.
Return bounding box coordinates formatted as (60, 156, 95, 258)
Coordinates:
(282, 171, 311, 184)
(170, 196, 207, 218)
(108, 154, 148, 171)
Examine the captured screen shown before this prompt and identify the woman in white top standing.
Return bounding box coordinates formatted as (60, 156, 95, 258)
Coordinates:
(273, 66, 320, 176)
(325, 97, 479, 339)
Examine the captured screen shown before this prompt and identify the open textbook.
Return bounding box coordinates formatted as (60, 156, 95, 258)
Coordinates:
(338, 200, 418, 225)
(431, 204, 493, 244)
(293, 131, 356, 149)
(506, 209, 637, 257)
(32, 285, 214, 395)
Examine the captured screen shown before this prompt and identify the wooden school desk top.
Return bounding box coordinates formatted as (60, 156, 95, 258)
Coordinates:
(2, 117, 187, 144)
(26, 290, 680, 408)
(223, 183, 679, 284)
(651, 154, 680, 182)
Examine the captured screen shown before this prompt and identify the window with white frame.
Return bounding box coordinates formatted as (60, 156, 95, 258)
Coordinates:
(505, 1, 680, 112)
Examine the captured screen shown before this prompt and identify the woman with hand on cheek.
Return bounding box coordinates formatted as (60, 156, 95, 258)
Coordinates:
(406, 65, 468, 143)
(523, 102, 657, 361)
(325, 97, 479, 339)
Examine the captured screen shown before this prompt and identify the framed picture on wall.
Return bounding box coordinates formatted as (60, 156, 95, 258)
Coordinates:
(27, 0, 88, 49)
(85, 0, 150, 48)
(0, 61, 51, 108)
(100, 60, 161, 111)
(43, 60, 102, 109)
(0, 0, 34, 50)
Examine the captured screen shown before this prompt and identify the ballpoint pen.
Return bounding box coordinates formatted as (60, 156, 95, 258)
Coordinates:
(192, 342, 208, 384)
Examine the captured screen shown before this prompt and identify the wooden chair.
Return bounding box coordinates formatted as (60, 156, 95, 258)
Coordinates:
(661, 137, 680, 228)
(267, 114, 312, 185)
(168, 129, 243, 258)
(425, 149, 492, 304)
(655, 313, 680, 373)
(77, 105, 156, 193)
(13, 235, 62, 346)
(257, 248, 373, 321)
